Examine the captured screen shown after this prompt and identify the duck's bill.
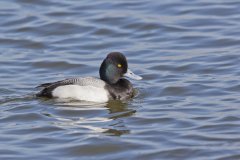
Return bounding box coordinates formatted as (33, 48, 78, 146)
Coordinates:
(124, 69, 142, 80)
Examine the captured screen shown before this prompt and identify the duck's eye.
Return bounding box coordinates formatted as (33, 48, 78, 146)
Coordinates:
(117, 64, 122, 68)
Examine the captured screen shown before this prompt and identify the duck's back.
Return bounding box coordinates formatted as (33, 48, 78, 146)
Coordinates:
(37, 77, 109, 102)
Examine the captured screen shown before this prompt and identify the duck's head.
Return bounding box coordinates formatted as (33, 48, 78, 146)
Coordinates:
(100, 52, 142, 84)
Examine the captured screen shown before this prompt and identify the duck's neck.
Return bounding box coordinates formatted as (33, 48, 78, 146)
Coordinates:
(112, 78, 131, 88)
(106, 78, 134, 100)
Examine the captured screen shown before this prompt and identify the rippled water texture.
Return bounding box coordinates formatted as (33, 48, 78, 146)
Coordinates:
(1, 0, 240, 159)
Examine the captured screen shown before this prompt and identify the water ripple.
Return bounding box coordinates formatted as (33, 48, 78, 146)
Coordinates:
(1, 0, 240, 159)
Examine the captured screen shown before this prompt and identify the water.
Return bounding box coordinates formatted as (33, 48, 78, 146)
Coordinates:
(0, 0, 240, 159)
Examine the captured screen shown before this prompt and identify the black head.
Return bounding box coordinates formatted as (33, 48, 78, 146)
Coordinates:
(100, 52, 128, 84)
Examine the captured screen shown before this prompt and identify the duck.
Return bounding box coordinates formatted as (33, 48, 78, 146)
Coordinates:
(36, 52, 142, 102)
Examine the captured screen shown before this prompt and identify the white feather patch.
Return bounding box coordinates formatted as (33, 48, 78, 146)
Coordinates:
(52, 85, 109, 103)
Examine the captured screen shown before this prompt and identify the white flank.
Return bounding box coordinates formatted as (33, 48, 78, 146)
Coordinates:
(52, 85, 109, 103)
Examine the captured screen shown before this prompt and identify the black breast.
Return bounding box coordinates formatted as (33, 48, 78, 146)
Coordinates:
(105, 79, 134, 100)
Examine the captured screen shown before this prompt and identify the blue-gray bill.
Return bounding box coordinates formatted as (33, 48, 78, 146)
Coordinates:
(124, 69, 142, 80)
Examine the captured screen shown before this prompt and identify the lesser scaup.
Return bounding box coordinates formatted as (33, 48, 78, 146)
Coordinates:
(36, 52, 142, 102)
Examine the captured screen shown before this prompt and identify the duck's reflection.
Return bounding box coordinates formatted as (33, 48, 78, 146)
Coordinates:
(106, 100, 136, 119)
(103, 100, 136, 136)
(43, 99, 136, 136)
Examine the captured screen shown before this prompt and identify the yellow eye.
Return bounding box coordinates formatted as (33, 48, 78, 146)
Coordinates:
(117, 64, 122, 68)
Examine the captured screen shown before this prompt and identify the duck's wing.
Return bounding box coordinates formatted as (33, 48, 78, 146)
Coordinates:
(37, 77, 105, 88)
(36, 78, 82, 88)
(36, 77, 106, 98)
(36, 82, 54, 88)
